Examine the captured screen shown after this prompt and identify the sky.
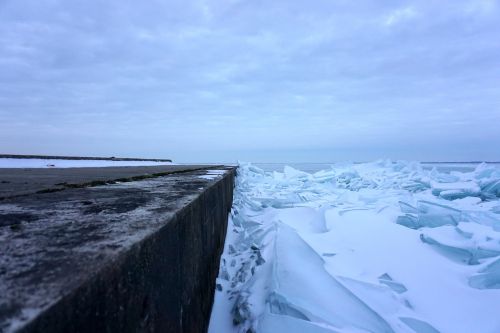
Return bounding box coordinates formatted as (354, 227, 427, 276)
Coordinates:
(0, 0, 499, 163)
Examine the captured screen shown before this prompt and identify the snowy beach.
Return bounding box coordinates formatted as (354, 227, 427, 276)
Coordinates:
(210, 161, 500, 333)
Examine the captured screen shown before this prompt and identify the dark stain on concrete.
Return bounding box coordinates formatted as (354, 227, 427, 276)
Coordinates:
(0, 213, 39, 227)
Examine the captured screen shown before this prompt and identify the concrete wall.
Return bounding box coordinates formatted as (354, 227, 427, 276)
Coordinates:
(3, 168, 235, 333)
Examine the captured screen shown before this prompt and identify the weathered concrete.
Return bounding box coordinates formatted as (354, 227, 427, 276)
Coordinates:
(0, 165, 236, 333)
(0, 165, 222, 198)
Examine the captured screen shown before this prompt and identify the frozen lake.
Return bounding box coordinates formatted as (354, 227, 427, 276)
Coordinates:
(210, 160, 500, 333)
(254, 162, 495, 174)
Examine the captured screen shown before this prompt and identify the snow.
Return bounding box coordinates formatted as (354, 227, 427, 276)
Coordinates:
(198, 169, 227, 180)
(0, 158, 174, 168)
(209, 160, 500, 333)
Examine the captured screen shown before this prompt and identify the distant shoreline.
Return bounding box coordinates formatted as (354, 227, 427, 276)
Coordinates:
(0, 154, 172, 162)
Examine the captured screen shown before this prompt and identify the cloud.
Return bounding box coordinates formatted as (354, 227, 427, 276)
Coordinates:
(383, 6, 417, 26)
(0, 0, 499, 162)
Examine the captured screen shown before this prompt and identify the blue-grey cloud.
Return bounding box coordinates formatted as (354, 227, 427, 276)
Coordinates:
(0, 0, 499, 162)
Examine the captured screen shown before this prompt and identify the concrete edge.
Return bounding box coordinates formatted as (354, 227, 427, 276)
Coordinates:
(0, 165, 229, 201)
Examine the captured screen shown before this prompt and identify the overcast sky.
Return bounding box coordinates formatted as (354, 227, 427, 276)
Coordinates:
(0, 0, 499, 163)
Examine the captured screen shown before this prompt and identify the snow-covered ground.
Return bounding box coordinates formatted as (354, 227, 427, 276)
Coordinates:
(0, 158, 174, 168)
(209, 160, 500, 333)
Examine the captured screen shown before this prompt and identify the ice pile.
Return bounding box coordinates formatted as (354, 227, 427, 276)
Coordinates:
(209, 161, 500, 333)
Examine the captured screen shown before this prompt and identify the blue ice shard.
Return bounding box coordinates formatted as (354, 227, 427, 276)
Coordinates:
(400, 317, 441, 333)
(469, 258, 500, 289)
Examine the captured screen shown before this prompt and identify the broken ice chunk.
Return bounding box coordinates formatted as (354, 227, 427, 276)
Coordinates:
(454, 226, 473, 239)
(479, 179, 500, 199)
(268, 224, 395, 333)
(277, 206, 328, 233)
(332, 169, 373, 191)
(401, 179, 430, 192)
(283, 165, 311, 180)
(439, 189, 476, 201)
(416, 201, 460, 228)
(313, 169, 337, 183)
(378, 274, 408, 294)
(463, 211, 500, 231)
(452, 196, 482, 206)
(400, 317, 441, 333)
(469, 258, 500, 289)
(258, 312, 339, 333)
(419, 234, 500, 265)
(474, 162, 500, 180)
(431, 181, 481, 200)
(268, 292, 310, 321)
(259, 194, 302, 208)
(430, 168, 460, 183)
(420, 234, 476, 264)
(219, 266, 230, 280)
(399, 201, 419, 214)
(378, 273, 392, 280)
(380, 281, 408, 294)
(233, 223, 396, 333)
(396, 214, 420, 229)
(419, 222, 500, 266)
(396, 201, 461, 229)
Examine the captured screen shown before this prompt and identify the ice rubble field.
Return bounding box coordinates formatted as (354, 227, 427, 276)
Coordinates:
(209, 161, 500, 333)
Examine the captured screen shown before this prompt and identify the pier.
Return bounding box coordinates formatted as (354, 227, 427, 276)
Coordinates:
(0, 164, 236, 333)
